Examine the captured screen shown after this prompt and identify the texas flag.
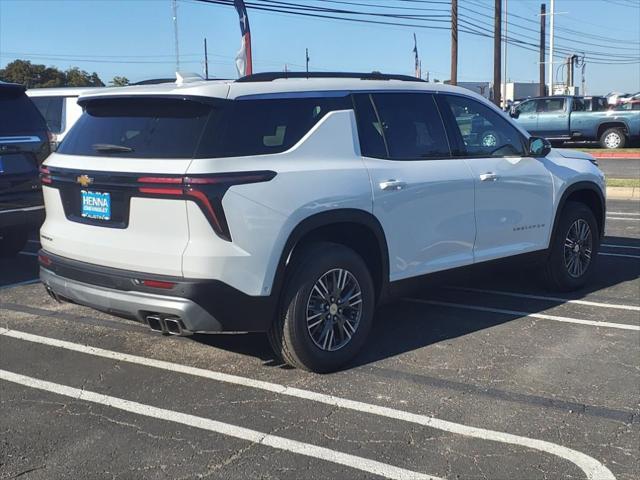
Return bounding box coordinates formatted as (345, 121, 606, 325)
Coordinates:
(234, 0, 253, 77)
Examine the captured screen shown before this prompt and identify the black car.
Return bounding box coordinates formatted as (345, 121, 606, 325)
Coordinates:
(0, 82, 51, 256)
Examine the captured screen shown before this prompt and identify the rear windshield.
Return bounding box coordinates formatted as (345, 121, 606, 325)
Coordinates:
(0, 90, 48, 135)
(58, 97, 212, 159)
(31, 96, 64, 133)
(58, 95, 352, 159)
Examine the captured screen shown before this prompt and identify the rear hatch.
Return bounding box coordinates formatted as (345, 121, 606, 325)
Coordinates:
(0, 85, 50, 212)
(41, 94, 222, 276)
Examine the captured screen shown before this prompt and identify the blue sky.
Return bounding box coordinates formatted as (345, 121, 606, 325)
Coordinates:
(0, 0, 638, 94)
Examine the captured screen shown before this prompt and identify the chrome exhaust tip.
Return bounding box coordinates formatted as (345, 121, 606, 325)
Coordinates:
(145, 315, 166, 334)
(164, 317, 186, 336)
(45, 285, 61, 303)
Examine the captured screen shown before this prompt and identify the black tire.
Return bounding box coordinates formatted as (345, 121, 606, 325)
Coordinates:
(544, 201, 599, 292)
(268, 242, 375, 373)
(599, 127, 626, 149)
(0, 228, 29, 258)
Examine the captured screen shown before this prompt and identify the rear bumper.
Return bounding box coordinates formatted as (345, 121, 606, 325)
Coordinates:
(39, 250, 277, 333)
(0, 205, 45, 230)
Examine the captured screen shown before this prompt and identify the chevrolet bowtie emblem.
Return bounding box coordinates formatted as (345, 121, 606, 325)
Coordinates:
(76, 175, 93, 187)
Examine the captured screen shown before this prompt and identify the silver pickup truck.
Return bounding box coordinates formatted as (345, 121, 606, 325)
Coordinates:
(511, 95, 640, 149)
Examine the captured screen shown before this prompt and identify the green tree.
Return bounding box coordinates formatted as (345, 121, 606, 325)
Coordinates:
(0, 60, 105, 88)
(65, 67, 104, 87)
(109, 76, 130, 87)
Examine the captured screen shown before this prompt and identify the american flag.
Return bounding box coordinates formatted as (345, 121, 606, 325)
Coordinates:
(413, 33, 421, 79)
(234, 0, 253, 77)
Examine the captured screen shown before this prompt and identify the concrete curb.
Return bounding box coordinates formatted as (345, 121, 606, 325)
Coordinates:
(607, 186, 640, 200)
(593, 154, 640, 160)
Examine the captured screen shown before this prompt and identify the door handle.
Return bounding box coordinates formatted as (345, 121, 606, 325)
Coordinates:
(479, 172, 499, 182)
(379, 179, 406, 191)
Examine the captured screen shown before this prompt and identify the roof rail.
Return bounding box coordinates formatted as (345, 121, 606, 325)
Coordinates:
(236, 71, 426, 83)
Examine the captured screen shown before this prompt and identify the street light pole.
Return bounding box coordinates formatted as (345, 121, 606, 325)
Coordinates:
(548, 0, 555, 95)
(503, 0, 508, 103)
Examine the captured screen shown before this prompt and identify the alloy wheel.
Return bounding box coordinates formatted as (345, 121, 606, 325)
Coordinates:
(563, 219, 593, 278)
(306, 268, 363, 352)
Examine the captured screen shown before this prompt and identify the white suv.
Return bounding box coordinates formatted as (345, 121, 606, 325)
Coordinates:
(39, 72, 606, 372)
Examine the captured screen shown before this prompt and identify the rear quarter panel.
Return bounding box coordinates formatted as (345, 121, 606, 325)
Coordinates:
(183, 110, 373, 296)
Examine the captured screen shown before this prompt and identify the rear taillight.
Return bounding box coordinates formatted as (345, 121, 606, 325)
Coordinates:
(38, 252, 52, 267)
(39, 166, 52, 185)
(136, 171, 276, 241)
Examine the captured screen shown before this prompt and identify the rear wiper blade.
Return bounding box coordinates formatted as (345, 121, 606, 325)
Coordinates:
(92, 143, 133, 153)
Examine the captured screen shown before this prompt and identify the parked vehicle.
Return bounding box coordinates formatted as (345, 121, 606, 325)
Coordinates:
(27, 87, 100, 147)
(615, 100, 640, 111)
(39, 72, 606, 372)
(0, 82, 50, 257)
(511, 95, 640, 148)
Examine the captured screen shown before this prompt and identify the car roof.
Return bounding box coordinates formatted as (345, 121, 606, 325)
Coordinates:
(0, 81, 26, 93)
(77, 76, 481, 103)
(26, 86, 104, 97)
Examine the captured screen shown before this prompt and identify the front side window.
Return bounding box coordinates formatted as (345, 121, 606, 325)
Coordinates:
(441, 94, 526, 157)
(537, 98, 565, 113)
(31, 96, 64, 133)
(573, 98, 586, 112)
(517, 100, 537, 114)
(369, 93, 450, 160)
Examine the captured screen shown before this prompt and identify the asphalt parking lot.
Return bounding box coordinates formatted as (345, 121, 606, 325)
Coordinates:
(1, 199, 638, 480)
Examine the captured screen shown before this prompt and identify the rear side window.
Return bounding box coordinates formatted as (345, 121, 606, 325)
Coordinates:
(353, 94, 387, 158)
(369, 93, 450, 160)
(58, 97, 213, 158)
(196, 96, 352, 158)
(0, 90, 47, 135)
(31, 96, 64, 133)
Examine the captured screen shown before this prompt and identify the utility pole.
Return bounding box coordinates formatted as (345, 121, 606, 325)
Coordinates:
(548, 0, 555, 95)
(539, 3, 546, 96)
(451, 0, 458, 85)
(493, 0, 502, 107)
(172, 0, 180, 72)
(305, 48, 310, 76)
(503, 0, 508, 101)
(203, 38, 209, 80)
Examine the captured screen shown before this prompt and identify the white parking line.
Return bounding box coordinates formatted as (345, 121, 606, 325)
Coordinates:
(606, 217, 639, 221)
(405, 299, 639, 332)
(601, 243, 640, 250)
(599, 252, 640, 259)
(0, 279, 40, 290)
(0, 328, 616, 480)
(607, 212, 640, 216)
(0, 369, 438, 480)
(447, 286, 640, 312)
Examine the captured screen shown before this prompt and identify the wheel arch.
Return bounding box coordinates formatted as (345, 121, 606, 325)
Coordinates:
(551, 182, 606, 245)
(597, 121, 629, 139)
(271, 209, 390, 304)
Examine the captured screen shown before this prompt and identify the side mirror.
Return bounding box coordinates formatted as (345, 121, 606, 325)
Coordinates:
(529, 137, 551, 157)
(509, 106, 520, 118)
